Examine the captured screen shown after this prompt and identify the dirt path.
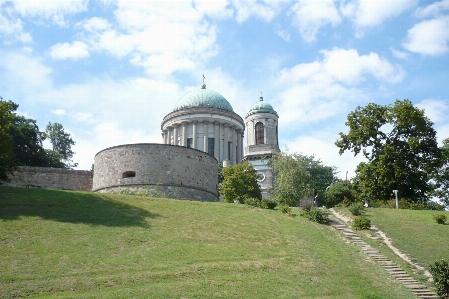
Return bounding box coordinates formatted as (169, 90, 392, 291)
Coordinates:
(329, 208, 431, 278)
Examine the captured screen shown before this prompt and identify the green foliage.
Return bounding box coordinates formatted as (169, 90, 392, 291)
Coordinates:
(220, 161, 262, 203)
(0, 100, 16, 182)
(429, 259, 449, 299)
(352, 216, 371, 230)
(269, 151, 337, 206)
(323, 180, 357, 207)
(381, 199, 428, 210)
(336, 100, 441, 203)
(45, 122, 77, 168)
(244, 197, 261, 207)
(433, 214, 447, 225)
(260, 198, 277, 209)
(301, 207, 329, 224)
(279, 204, 291, 214)
(348, 202, 365, 216)
(299, 196, 314, 211)
(432, 138, 449, 209)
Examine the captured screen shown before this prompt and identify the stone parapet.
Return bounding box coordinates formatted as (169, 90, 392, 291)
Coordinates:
(2, 166, 93, 191)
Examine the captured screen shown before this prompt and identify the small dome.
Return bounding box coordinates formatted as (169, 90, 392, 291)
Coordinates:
(173, 88, 233, 112)
(246, 97, 278, 117)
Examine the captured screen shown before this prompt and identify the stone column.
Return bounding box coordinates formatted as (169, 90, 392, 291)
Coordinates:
(214, 122, 220, 161)
(236, 129, 241, 163)
(182, 122, 187, 146)
(203, 121, 208, 154)
(223, 124, 229, 162)
(162, 131, 166, 144)
(192, 121, 197, 149)
(264, 118, 268, 144)
(166, 128, 171, 145)
(173, 125, 178, 146)
(232, 128, 236, 165)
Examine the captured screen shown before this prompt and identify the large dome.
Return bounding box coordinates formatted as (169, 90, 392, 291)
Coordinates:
(173, 87, 234, 112)
(246, 98, 278, 117)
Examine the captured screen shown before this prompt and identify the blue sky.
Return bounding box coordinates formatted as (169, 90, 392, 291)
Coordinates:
(1, 0, 449, 179)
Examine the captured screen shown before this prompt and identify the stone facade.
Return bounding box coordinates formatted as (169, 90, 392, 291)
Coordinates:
(93, 143, 219, 201)
(2, 166, 93, 191)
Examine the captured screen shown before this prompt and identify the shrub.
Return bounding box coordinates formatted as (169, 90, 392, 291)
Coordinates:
(323, 180, 357, 207)
(279, 204, 291, 214)
(299, 197, 314, 211)
(303, 207, 329, 224)
(352, 216, 371, 230)
(429, 259, 449, 299)
(260, 198, 277, 210)
(348, 202, 365, 216)
(433, 214, 447, 225)
(245, 197, 261, 207)
(427, 201, 446, 211)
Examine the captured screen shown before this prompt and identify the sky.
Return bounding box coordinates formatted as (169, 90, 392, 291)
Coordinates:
(1, 0, 449, 179)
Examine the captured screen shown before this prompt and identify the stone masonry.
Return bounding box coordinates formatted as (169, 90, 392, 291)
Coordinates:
(93, 143, 219, 201)
(2, 166, 93, 191)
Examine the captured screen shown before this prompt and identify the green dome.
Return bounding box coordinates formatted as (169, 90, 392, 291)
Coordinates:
(173, 87, 233, 112)
(246, 98, 278, 117)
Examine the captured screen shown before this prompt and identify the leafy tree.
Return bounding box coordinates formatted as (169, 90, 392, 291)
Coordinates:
(432, 138, 449, 208)
(336, 100, 441, 202)
(45, 122, 78, 169)
(220, 161, 261, 203)
(323, 180, 357, 207)
(269, 151, 337, 206)
(0, 100, 16, 182)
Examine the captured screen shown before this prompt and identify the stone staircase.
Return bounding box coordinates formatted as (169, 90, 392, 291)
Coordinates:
(330, 220, 438, 299)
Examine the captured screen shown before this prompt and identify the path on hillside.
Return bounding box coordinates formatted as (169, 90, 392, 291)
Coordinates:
(328, 208, 437, 299)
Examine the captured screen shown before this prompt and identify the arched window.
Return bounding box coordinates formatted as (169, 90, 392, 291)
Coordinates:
(122, 171, 136, 178)
(255, 122, 264, 145)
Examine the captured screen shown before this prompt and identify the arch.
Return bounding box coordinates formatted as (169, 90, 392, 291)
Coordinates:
(255, 122, 265, 145)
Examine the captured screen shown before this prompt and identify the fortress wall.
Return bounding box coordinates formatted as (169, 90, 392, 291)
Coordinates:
(2, 167, 93, 191)
(93, 143, 219, 201)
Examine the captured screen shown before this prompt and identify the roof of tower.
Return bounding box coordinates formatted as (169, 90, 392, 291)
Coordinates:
(172, 85, 234, 112)
(246, 94, 278, 117)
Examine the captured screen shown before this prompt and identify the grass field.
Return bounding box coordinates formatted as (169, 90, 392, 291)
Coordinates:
(0, 186, 432, 298)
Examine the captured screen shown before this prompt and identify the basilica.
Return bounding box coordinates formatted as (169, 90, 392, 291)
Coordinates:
(160, 80, 280, 196)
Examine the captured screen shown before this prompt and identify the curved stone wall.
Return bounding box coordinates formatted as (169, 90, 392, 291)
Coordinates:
(93, 143, 219, 201)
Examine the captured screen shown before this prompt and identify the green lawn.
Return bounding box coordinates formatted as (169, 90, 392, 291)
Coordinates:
(0, 186, 419, 298)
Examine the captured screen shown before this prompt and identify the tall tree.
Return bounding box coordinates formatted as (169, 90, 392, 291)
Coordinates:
(220, 161, 262, 203)
(269, 151, 337, 206)
(336, 100, 441, 202)
(432, 138, 449, 208)
(45, 122, 77, 169)
(0, 100, 16, 182)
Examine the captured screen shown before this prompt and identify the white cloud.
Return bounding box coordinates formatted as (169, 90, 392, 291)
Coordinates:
(0, 13, 32, 44)
(414, 0, 449, 18)
(390, 47, 409, 59)
(49, 41, 89, 60)
(193, 0, 233, 19)
(6, 0, 87, 18)
(51, 109, 66, 115)
(275, 27, 291, 42)
(416, 98, 449, 124)
(289, 0, 341, 42)
(341, 0, 417, 36)
(77, 17, 110, 32)
(232, 0, 278, 22)
(403, 16, 449, 55)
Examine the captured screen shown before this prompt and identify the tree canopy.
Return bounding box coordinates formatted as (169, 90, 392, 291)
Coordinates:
(0, 100, 16, 182)
(336, 99, 441, 202)
(432, 138, 449, 208)
(220, 161, 262, 203)
(269, 151, 337, 206)
(45, 122, 78, 169)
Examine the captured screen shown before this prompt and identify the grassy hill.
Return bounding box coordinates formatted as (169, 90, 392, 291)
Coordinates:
(0, 186, 440, 298)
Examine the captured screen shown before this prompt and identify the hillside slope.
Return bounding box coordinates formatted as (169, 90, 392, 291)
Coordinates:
(1, 187, 418, 298)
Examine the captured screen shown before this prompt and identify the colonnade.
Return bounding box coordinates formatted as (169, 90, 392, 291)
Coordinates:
(162, 121, 244, 165)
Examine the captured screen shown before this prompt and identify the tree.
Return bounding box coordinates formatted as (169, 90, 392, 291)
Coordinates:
(269, 151, 337, 206)
(336, 100, 441, 202)
(220, 161, 261, 203)
(45, 122, 78, 169)
(432, 138, 449, 208)
(0, 100, 16, 182)
(323, 180, 357, 207)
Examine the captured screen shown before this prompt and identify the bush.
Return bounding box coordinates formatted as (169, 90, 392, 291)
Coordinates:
(260, 198, 277, 209)
(348, 202, 365, 216)
(245, 197, 261, 207)
(427, 201, 446, 211)
(352, 216, 371, 230)
(433, 214, 447, 225)
(429, 259, 449, 299)
(279, 204, 291, 214)
(323, 181, 357, 207)
(299, 197, 314, 211)
(302, 207, 329, 224)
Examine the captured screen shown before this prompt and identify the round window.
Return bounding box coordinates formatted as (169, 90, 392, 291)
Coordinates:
(257, 172, 265, 182)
